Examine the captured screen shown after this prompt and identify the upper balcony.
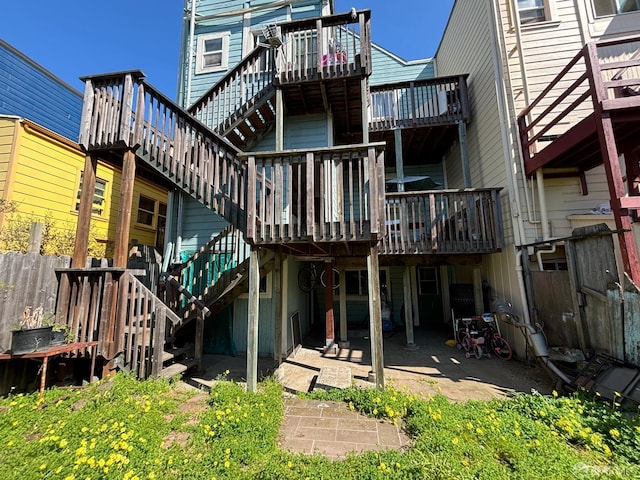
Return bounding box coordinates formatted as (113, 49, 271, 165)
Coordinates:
(517, 36, 640, 177)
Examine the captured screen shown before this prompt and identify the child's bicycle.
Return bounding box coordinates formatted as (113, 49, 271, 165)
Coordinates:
(456, 317, 490, 359)
(479, 313, 512, 360)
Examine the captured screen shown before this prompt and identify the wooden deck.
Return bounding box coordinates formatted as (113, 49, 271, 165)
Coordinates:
(518, 36, 640, 177)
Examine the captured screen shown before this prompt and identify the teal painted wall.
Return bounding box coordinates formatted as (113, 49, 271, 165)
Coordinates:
(369, 44, 435, 86)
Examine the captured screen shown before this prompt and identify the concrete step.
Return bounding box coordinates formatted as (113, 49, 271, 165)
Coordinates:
(160, 358, 198, 379)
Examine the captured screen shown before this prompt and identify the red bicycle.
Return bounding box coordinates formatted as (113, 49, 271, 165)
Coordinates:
(480, 314, 512, 360)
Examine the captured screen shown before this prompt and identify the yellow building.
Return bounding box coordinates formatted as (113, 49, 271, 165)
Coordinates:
(0, 115, 169, 257)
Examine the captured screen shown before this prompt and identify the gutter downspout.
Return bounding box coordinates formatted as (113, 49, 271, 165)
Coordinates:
(490, 0, 569, 385)
(186, 0, 197, 108)
(509, 2, 557, 267)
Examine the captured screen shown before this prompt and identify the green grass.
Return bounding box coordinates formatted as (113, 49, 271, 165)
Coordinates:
(0, 373, 638, 479)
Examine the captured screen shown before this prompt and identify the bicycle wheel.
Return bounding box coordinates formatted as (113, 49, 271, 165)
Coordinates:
(297, 266, 315, 293)
(490, 335, 512, 360)
(319, 267, 340, 290)
(456, 328, 468, 349)
(461, 332, 472, 353)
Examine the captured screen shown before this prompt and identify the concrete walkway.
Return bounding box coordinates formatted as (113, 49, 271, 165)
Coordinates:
(188, 325, 555, 460)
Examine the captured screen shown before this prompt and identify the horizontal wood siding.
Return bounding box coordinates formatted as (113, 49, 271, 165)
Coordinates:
(6, 122, 167, 252)
(369, 45, 435, 86)
(284, 114, 328, 149)
(177, 195, 230, 256)
(0, 118, 16, 202)
(0, 40, 82, 141)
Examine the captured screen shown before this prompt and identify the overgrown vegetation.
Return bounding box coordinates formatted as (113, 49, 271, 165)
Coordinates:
(0, 209, 107, 257)
(0, 373, 638, 479)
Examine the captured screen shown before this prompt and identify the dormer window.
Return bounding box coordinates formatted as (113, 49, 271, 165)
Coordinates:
(196, 32, 230, 74)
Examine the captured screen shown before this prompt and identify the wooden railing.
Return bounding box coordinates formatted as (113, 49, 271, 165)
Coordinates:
(78, 71, 248, 230)
(167, 225, 250, 320)
(244, 143, 385, 244)
(380, 188, 504, 255)
(518, 36, 640, 172)
(55, 269, 180, 378)
(188, 46, 277, 133)
(276, 9, 372, 82)
(369, 75, 470, 131)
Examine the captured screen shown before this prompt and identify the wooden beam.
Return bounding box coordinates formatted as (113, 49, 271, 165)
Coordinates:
(324, 261, 335, 350)
(113, 150, 136, 267)
(72, 154, 97, 267)
(273, 252, 283, 366)
(402, 266, 415, 346)
(247, 247, 260, 392)
(367, 245, 384, 390)
(339, 267, 348, 344)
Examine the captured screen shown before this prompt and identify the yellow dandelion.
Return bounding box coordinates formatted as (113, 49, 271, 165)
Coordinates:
(452, 437, 459, 445)
(609, 428, 620, 438)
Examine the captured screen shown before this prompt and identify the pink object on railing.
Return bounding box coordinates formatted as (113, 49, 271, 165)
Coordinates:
(322, 51, 347, 66)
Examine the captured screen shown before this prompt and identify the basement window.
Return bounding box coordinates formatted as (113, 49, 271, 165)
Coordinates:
(196, 32, 230, 74)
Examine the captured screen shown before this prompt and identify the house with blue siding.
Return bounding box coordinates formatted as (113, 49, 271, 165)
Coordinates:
(0, 39, 82, 141)
(70, 0, 504, 388)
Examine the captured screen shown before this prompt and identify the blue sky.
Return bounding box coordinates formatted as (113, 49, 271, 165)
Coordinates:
(1, 1, 454, 98)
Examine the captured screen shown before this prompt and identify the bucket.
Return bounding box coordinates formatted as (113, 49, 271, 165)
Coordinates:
(11, 326, 53, 355)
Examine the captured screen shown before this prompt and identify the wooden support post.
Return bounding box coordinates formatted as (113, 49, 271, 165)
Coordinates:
(394, 129, 405, 192)
(276, 89, 284, 151)
(339, 267, 348, 346)
(367, 245, 384, 390)
(361, 78, 369, 143)
(459, 121, 471, 189)
(247, 247, 260, 392)
(113, 149, 136, 268)
(195, 313, 204, 370)
(473, 266, 483, 315)
(28, 222, 43, 254)
(274, 252, 283, 367)
(72, 154, 97, 267)
(410, 265, 419, 326)
(440, 265, 451, 322)
(403, 266, 416, 347)
(324, 261, 335, 352)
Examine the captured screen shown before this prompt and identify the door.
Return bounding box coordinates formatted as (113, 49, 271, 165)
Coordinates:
(416, 267, 443, 330)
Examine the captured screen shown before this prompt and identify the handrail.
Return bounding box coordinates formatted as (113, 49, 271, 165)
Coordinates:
(78, 71, 248, 231)
(517, 36, 640, 169)
(171, 225, 249, 319)
(380, 188, 504, 255)
(188, 46, 277, 132)
(245, 143, 385, 244)
(369, 75, 469, 130)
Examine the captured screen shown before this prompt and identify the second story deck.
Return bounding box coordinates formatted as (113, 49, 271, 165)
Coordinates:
(517, 36, 640, 177)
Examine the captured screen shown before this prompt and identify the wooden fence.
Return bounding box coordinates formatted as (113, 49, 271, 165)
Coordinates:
(0, 252, 70, 353)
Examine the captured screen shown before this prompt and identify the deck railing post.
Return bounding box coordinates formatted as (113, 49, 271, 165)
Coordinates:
(119, 73, 135, 147)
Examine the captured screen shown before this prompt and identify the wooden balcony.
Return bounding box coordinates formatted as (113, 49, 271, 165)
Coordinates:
(518, 36, 640, 176)
(244, 143, 385, 248)
(369, 75, 469, 131)
(380, 188, 504, 256)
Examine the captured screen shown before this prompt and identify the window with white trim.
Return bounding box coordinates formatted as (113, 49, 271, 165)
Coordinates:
(517, 0, 548, 24)
(593, 0, 640, 16)
(137, 195, 156, 226)
(75, 173, 107, 217)
(195, 32, 230, 74)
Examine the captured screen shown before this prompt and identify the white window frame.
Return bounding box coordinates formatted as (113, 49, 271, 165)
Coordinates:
(74, 172, 108, 218)
(195, 32, 230, 74)
(514, 0, 558, 26)
(592, 0, 640, 16)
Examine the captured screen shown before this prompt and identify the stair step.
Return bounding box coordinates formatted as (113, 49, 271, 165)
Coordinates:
(160, 358, 198, 379)
(162, 347, 186, 364)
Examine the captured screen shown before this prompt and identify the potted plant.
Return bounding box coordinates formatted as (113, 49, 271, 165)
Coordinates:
(11, 306, 52, 355)
(49, 322, 73, 346)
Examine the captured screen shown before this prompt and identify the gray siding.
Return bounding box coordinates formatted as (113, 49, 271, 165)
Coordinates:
(0, 40, 82, 141)
(369, 44, 435, 86)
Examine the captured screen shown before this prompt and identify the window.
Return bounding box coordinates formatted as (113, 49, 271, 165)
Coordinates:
(593, 0, 640, 16)
(155, 202, 167, 251)
(344, 269, 389, 300)
(195, 32, 230, 74)
(75, 173, 107, 216)
(417, 267, 439, 295)
(517, 0, 547, 24)
(137, 195, 156, 226)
